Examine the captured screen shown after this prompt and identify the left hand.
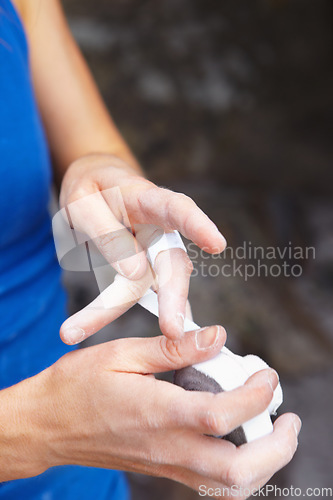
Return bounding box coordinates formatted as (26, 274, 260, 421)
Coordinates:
(58, 154, 226, 344)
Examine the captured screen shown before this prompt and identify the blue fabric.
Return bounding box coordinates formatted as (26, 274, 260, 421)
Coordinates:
(0, 1, 129, 498)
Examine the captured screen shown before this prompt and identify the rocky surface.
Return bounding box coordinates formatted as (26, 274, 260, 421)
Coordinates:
(61, 0, 333, 497)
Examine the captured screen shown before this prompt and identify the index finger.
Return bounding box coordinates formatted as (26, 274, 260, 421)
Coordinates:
(167, 369, 279, 438)
(126, 186, 227, 254)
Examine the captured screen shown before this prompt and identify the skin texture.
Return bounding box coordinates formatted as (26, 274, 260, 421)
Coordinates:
(0, 326, 301, 498)
(1, 1, 302, 494)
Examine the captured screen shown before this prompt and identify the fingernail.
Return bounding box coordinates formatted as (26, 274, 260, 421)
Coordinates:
(267, 369, 279, 392)
(293, 417, 302, 438)
(63, 327, 86, 345)
(195, 326, 220, 350)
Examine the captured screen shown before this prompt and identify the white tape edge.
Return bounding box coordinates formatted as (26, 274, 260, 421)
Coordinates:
(147, 230, 187, 268)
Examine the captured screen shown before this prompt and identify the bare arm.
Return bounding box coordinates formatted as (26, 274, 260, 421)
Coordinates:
(0, 370, 53, 480)
(15, 0, 142, 184)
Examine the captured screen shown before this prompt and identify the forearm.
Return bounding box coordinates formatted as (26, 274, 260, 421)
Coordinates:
(19, 0, 143, 185)
(0, 369, 57, 481)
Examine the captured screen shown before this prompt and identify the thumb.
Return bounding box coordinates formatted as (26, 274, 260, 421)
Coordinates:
(99, 325, 226, 374)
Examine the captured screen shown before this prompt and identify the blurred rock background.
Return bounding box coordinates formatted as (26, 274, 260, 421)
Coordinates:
(61, 0, 333, 498)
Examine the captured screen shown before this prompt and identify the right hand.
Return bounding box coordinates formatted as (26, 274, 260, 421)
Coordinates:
(11, 326, 301, 498)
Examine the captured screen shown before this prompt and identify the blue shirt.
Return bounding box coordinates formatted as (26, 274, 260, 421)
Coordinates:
(0, 1, 129, 498)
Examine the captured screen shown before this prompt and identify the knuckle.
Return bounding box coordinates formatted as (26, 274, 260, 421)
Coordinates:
(202, 410, 228, 437)
(97, 232, 130, 258)
(159, 336, 184, 368)
(225, 462, 251, 490)
(176, 192, 192, 204)
(195, 395, 229, 436)
(137, 186, 160, 213)
(68, 185, 91, 204)
(187, 392, 223, 435)
(166, 192, 191, 216)
(96, 232, 124, 261)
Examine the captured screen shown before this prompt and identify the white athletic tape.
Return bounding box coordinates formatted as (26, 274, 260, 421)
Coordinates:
(147, 230, 187, 268)
(138, 289, 283, 443)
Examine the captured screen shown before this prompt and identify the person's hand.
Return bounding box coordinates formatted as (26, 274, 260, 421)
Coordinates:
(58, 153, 226, 344)
(20, 326, 301, 498)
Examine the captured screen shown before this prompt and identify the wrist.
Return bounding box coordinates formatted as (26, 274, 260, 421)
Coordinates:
(66, 152, 144, 183)
(0, 367, 62, 480)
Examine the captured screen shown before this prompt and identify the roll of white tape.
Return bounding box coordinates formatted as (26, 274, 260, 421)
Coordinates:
(138, 289, 283, 446)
